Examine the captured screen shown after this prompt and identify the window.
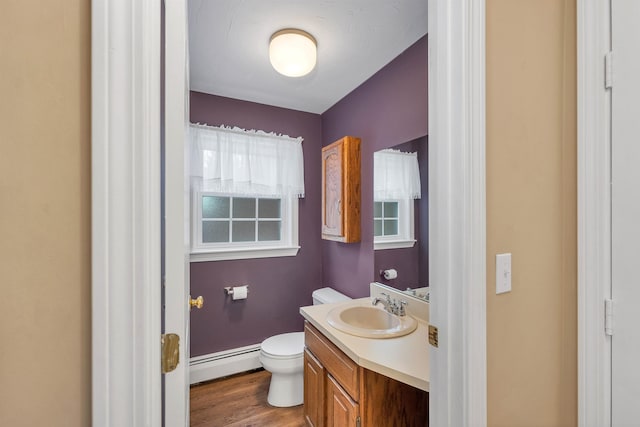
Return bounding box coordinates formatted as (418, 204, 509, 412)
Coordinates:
(189, 124, 304, 261)
(191, 193, 299, 261)
(201, 195, 281, 244)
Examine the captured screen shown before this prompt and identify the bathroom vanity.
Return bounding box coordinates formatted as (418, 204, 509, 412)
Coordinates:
(300, 290, 429, 427)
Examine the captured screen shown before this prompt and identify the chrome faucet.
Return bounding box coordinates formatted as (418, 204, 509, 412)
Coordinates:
(372, 293, 408, 316)
(372, 292, 393, 311)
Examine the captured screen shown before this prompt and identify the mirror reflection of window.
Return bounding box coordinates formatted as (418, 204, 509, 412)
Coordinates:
(373, 149, 421, 250)
(373, 201, 399, 237)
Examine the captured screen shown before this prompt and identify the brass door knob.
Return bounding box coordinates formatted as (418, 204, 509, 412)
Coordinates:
(189, 295, 204, 310)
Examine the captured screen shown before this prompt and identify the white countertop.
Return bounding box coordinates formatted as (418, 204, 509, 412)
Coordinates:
(300, 298, 430, 392)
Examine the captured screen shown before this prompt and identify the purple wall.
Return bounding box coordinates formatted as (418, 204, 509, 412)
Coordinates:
(320, 36, 428, 298)
(189, 92, 323, 356)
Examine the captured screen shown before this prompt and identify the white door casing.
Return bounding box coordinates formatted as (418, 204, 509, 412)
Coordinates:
(91, 0, 487, 425)
(580, 2, 640, 424)
(578, 0, 640, 425)
(577, 0, 612, 426)
(610, 1, 640, 424)
(428, 1, 487, 426)
(91, 0, 162, 425)
(164, 0, 191, 425)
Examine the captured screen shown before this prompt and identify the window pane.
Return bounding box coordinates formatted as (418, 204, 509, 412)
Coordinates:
(258, 221, 281, 241)
(203, 196, 229, 219)
(258, 198, 281, 218)
(232, 221, 255, 242)
(374, 219, 383, 236)
(232, 198, 256, 218)
(373, 201, 382, 218)
(383, 202, 398, 218)
(383, 219, 398, 236)
(202, 221, 229, 243)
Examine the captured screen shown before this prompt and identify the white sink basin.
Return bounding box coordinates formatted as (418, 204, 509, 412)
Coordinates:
(326, 305, 418, 339)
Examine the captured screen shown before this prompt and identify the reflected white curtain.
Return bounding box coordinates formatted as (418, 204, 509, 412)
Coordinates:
(373, 149, 421, 200)
(189, 123, 305, 198)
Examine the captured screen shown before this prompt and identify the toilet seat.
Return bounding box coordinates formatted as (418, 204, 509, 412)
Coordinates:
(260, 332, 304, 359)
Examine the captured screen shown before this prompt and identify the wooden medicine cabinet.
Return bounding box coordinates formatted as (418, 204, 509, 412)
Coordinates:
(321, 136, 361, 243)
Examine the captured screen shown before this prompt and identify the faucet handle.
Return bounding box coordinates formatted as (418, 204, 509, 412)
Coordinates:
(398, 300, 408, 316)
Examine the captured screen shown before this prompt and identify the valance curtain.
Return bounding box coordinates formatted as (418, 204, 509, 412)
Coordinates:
(189, 123, 305, 198)
(373, 149, 421, 200)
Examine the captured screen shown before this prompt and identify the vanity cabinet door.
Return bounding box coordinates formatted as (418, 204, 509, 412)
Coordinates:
(321, 136, 361, 243)
(304, 349, 325, 427)
(326, 374, 359, 427)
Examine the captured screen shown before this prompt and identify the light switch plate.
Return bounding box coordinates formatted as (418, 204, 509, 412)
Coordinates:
(496, 253, 512, 294)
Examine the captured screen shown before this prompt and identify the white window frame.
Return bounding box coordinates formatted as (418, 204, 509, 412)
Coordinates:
(374, 198, 417, 250)
(190, 192, 300, 262)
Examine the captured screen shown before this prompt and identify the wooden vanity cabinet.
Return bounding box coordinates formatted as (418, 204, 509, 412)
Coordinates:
(326, 374, 359, 427)
(304, 321, 429, 427)
(304, 349, 325, 427)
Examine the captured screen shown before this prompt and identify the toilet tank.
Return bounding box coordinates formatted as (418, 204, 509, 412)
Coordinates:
(312, 287, 351, 305)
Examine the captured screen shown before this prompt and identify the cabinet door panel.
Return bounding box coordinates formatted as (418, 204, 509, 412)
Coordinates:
(304, 349, 325, 427)
(322, 142, 343, 238)
(326, 374, 359, 427)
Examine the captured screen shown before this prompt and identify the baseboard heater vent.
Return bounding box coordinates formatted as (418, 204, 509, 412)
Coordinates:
(189, 344, 262, 385)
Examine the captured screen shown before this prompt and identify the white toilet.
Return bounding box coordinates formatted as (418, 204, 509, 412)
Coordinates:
(259, 287, 351, 407)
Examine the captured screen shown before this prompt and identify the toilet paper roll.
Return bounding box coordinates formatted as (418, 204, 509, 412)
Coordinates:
(383, 269, 398, 280)
(232, 285, 248, 300)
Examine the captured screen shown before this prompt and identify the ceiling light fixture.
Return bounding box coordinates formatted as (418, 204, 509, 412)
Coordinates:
(269, 29, 317, 77)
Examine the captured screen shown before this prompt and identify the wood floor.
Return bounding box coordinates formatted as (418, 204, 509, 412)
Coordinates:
(190, 369, 306, 427)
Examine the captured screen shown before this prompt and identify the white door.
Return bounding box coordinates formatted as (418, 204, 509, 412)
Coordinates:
(611, 1, 640, 424)
(164, 0, 191, 425)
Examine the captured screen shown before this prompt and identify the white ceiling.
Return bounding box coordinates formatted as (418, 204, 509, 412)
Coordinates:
(188, 0, 428, 114)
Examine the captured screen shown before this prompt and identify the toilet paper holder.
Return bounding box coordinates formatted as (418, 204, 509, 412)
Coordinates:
(224, 286, 249, 296)
(379, 269, 398, 280)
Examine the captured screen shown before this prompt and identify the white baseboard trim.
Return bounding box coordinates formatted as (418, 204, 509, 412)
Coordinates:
(189, 344, 263, 385)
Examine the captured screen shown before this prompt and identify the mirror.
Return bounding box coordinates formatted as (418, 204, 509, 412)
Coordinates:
(373, 136, 428, 292)
(373, 281, 430, 303)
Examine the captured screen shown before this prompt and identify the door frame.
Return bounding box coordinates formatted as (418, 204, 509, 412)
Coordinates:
(577, 1, 612, 426)
(91, 0, 162, 425)
(428, 1, 486, 426)
(91, 0, 487, 425)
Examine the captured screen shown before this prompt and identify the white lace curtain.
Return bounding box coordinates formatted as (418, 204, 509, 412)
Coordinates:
(373, 149, 421, 200)
(189, 123, 305, 198)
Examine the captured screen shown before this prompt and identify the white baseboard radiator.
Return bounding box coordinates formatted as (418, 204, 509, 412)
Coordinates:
(189, 343, 262, 385)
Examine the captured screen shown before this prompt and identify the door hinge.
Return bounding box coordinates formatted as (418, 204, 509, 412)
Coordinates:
(161, 333, 180, 373)
(605, 51, 613, 89)
(428, 325, 439, 348)
(356, 416, 361, 427)
(605, 298, 613, 336)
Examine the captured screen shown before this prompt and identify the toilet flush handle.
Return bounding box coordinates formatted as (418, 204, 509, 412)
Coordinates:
(189, 295, 204, 310)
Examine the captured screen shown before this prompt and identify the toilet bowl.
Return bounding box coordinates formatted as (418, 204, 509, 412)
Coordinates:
(259, 287, 351, 407)
(259, 332, 305, 407)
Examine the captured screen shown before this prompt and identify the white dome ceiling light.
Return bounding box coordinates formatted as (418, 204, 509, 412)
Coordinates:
(269, 29, 317, 77)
